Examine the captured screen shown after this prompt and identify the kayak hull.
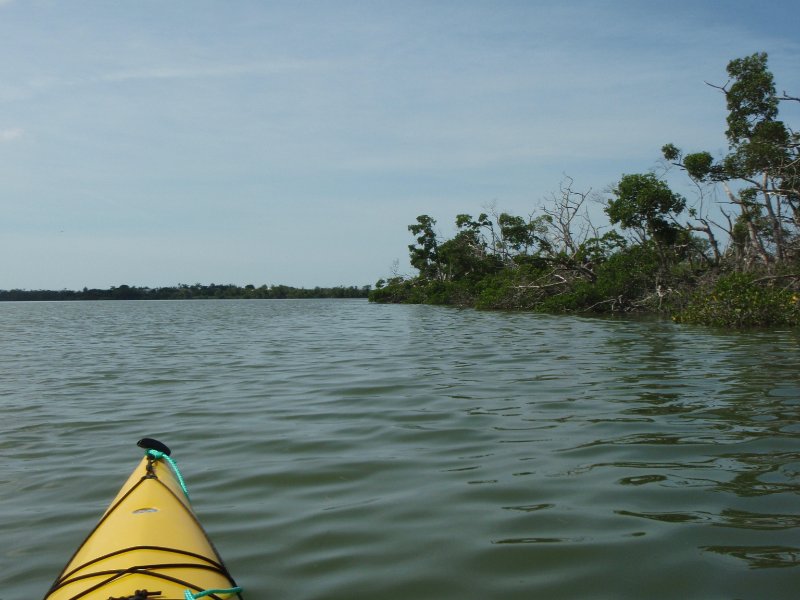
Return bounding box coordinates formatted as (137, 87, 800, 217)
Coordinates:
(44, 450, 242, 600)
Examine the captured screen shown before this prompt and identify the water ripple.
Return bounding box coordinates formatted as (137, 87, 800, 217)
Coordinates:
(1, 301, 799, 599)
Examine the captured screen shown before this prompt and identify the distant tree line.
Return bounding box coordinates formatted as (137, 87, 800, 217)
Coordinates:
(0, 283, 370, 301)
(370, 53, 800, 328)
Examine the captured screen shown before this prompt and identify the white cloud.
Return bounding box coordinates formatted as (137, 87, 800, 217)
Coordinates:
(0, 127, 23, 141)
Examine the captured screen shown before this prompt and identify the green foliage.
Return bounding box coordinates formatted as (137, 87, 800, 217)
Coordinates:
(661, 143, 681, 162)
(372, 53, 800, 328)
(575, 231, 627, 266)
(592, 244, 660, 302)
(408, 215, 442, 280)
(370, 277, 479, 306)
(369, 277, 416, 303)
(667, 53, 798, 268)
(472, 271, 515, 310)
(2, 284, 371, 301)
(606, 173, 686, 245)
(497, 212, 545, 256)
(726, 120, 791, 178)
(682, 152, 714, 181)
(438, 228, 497, 280)
(724, 52, 778, 145)
(472, 267, 550, 310)
(676, 273, 800, 327)
(538, 280, 602, 313)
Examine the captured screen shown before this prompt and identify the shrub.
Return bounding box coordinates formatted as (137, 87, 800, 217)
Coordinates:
(675, 272, 800, 327)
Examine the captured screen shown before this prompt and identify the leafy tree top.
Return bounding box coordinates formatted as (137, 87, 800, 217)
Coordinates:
(724, 52, 779, 146)
(606, 173, 686, 242)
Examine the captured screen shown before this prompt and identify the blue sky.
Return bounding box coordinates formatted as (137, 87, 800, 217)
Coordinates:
(1, 1, 798, 290)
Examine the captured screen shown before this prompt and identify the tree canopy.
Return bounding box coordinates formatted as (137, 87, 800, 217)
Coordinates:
(0, 283, 370, 301)
(371, 53, 800, 328)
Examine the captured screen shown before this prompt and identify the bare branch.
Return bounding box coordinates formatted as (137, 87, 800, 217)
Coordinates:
(779, 91, 800, 103)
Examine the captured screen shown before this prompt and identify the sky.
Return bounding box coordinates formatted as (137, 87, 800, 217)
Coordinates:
(1, 0, 799, 290)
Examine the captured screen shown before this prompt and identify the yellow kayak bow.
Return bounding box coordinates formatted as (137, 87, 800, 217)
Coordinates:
(44, 439, 243, 600)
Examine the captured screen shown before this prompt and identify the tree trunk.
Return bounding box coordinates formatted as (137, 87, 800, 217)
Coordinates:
(723, 182, 772, 266)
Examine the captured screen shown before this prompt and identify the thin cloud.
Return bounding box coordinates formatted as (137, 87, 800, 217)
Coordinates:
(102, 58, 332, 83)
(0, 127, 23, 141)
(0, 1, 798, 290)
(0, 58, 335, 102)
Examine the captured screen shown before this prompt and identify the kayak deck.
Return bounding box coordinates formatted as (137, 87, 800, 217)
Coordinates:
(44, 441, 243, 600)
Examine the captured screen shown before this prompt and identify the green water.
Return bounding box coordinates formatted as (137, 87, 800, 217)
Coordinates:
(1, 299, 798, 599)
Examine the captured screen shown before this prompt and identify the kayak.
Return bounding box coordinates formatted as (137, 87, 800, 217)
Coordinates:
(44, 439, 243, 600)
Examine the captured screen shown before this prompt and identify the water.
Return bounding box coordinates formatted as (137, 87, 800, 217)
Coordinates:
(1, 299, 799, 599)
